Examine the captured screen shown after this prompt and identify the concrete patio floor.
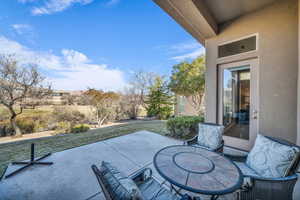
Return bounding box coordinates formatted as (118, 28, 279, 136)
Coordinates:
(0, 131, 299, 200)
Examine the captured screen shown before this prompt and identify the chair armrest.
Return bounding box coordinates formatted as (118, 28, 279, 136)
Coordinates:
(184, 135, 198, 145)
(130, 168, 152, 183)
(179, 194, 192, 200)
(192, 197, 201, 200)
(91, 165, 113, 200)
(215, 140, 224, 153)
(224, 154, 248, 162)
(247, 174, 298, 183)
(223, 147, 249, 162)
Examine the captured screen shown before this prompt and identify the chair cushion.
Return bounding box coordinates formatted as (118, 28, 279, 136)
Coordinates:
(138, 178, 180, 200)
(234, 162, 259, 177)
(246, 134, 300, 178)
(197, 123, 224, 150)
(100, 161, 144, 200)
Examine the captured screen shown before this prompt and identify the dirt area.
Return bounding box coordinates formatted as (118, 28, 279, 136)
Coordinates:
(0, 131, 56, 144)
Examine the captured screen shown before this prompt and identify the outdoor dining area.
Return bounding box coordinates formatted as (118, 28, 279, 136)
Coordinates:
(1, 124, 299, 200)
(92, 123, 300, 200)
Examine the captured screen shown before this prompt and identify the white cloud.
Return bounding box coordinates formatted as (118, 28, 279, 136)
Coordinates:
(31, 0, 94, 15)
(169, 42, 202, 53)
(156, 41, 205, 62)
(61, 49, 90, 66)
(0, 36, 63, 70)
(105, 0, 120, 6)
(0, 36, 127, 91)
(160, 41, 205, 62)
(11, 24, 33, 35)
(50, 64, 126, 91)
(170, 48, 205, 62)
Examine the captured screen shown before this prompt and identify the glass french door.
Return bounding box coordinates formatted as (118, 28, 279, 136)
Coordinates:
(218, 59, 259, 150)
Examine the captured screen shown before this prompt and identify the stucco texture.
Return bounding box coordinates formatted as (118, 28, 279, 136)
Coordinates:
(205, 0, 298, 143)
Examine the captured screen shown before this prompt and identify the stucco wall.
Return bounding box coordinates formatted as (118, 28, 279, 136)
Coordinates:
(298, 0, 300, 145)
(205, 0, 298, 143)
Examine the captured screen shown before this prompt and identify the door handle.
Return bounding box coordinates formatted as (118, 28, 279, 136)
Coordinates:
(252, 110, 258, 119)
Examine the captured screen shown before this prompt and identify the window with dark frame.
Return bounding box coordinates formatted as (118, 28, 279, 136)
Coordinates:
(218, 36, 257, 58)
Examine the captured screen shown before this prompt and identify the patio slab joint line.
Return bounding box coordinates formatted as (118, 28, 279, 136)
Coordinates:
(85, 192, 101, 200)
(102, 140, 143, 168)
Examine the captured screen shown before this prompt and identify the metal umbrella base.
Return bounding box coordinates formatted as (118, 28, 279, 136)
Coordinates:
(5, 143, 53, 179)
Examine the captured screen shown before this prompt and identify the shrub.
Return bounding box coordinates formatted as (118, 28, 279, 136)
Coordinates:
(52, 107, 86, 124)
(33, 120, 48, 132)
(16, 112, 51, 134)
(71, 124, 90, 133)
(55, 121, 72, 134)
(17, 118, 35, 134)
(0, 118, 37, 136)
(166, 116, 204, 139)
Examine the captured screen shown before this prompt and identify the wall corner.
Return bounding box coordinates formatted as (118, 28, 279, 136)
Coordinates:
(297, 0, 300, 145)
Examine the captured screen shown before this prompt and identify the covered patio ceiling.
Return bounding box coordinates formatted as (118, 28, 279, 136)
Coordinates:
(153, 0, 279, 45)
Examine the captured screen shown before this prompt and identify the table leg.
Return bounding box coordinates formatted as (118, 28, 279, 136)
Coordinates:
(170, 184, 183, 197)
(211, 195, 219, 200)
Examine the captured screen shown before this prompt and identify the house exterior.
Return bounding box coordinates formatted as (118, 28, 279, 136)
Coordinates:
(22, 90, 85, 106)
(154, 0, 300, 150)
(175, 95, 202, 116)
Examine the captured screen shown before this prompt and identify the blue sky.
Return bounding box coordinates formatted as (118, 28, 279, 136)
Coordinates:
(0, 0, 204, 91)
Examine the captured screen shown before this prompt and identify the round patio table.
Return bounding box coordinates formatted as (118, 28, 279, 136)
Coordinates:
(153, 145, 243, 200)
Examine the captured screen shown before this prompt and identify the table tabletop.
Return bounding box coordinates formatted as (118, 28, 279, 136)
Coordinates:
(153, 145, 243, 196)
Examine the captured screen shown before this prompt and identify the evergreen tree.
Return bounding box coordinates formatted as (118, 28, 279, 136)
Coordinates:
(145, 77, 174, 119)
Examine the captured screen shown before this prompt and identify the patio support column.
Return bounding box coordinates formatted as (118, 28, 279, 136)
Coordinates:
(298, 0, 300, 145)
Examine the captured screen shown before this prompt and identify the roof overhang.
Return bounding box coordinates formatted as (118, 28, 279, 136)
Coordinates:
(153, 0, 278, 46)
(153, 0, 218, 45)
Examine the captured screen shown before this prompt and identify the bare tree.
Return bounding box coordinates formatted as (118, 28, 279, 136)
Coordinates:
(121, 87, 141, 119)
(130, 71, 157, 108)
(122, 70, 158, 119)
(0, 55, 51, 136)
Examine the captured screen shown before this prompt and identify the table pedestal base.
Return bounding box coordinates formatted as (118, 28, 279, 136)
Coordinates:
(5, 143, 53, 179)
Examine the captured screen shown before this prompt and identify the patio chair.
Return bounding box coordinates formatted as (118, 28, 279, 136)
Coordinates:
(184, 123, 224, 153)
(91, 161, 192, 200)
(224, 134, 300, 200)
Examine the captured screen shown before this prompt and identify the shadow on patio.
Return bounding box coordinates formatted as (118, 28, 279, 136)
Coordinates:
(0, 131, 299, 200)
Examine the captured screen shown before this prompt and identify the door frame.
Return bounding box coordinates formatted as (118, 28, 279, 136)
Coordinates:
(218, 59, 259, 150)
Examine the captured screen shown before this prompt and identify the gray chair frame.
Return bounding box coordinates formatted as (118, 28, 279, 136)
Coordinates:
(224, 136, 300, 200)
(184, 123, 224, 153)
(91, 165, 192, 200)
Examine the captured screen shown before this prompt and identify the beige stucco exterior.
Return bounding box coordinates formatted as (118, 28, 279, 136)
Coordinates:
(298, 0, 300, 145)
(154, 0, 300, 145)
(205, 0, 298, 143)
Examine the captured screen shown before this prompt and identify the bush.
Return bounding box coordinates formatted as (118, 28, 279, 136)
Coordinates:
(0, 117, 40, 136)
(16, 112, 51, 134)
(17, 118, 35, 134)
(52, 107, 86, 124)
(71, 124, 90, 133)
(166, 116, 204, 139)
(55, 121, 72, 134)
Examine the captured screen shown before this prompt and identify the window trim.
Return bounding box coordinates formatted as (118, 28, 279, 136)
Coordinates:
(217, 33, 259, 59)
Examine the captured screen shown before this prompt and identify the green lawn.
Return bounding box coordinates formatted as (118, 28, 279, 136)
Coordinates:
(0, 120, 169, 177)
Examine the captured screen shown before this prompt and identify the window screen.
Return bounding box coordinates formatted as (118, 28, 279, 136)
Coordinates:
(218, 36, 256, 58)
